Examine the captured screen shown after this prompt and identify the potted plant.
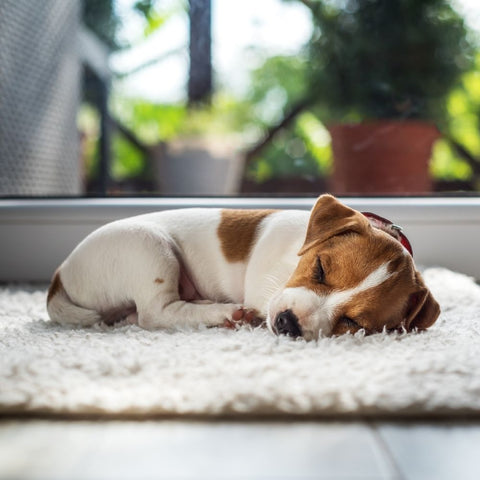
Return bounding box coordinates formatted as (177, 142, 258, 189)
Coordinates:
(303, 0, 473, 194)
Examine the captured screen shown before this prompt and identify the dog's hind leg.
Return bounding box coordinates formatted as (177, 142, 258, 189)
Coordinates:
(135, 262, 245, 330)
(124, 235, 244, 330)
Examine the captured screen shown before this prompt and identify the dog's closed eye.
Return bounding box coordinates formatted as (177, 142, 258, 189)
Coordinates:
(339, 316, 361, 330)
(314, 257, 325, 284)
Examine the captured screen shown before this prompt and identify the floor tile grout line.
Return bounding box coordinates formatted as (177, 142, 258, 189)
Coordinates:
(369, 422, 406, 480)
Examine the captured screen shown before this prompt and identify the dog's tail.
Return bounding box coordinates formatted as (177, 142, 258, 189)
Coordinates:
(46, 270, 102, 326)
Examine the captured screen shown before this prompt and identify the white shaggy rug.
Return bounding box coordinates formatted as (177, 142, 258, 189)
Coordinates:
(1, 267, 480, 418)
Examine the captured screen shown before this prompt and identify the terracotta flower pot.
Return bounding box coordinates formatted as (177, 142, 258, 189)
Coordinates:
(329, 121, 441, 195)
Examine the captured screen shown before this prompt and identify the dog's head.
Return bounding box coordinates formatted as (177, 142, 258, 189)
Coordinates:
(267, 194, 440, 340)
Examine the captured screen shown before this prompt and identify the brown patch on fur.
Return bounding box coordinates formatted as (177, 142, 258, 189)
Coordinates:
(47, 270, 63, 304)
(298, 194, 370, 256)
(404, 271, 440, 331)
(217, 209, 276, 262)
(154, 277, 164, 284)
(288, 230, 401, 292)
(289, 227, 422, 333)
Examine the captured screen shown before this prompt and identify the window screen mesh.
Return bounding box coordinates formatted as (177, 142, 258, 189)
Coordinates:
(0, 0, 81, 195)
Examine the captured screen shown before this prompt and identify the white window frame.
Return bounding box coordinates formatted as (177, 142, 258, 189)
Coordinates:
(1, 196, 479, 282)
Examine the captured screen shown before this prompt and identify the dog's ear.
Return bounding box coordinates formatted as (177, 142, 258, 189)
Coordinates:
(405, 272, 441, 331)
(298, 194, 368, 255)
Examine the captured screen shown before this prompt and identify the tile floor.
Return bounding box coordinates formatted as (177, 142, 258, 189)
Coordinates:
(0, 419, 479, 479)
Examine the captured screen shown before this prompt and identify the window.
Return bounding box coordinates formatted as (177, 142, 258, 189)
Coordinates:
(2, 0, 480, 197)
(1, 0, 480, 281)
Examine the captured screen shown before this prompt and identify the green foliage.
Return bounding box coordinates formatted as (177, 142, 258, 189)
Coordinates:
(82, 0, 122, 50)
(112, 98, 187, 144)
(431, 53, 480, 182)
(108, 99, 186, 181)
(431, 140, 471, 181)
(108, 93, 258, 180)
(306, 0, 473, 123)
(143, 11, 170, 37)
(246, 111, 332, 182)
(296, 112, 332, 174)
(245, 1, 476, 184)
(112, 92, 256, 142)
(244, 54, 329, 181)
(248, 55, 309, 115)
(248, 132, 321, 181)
(134, 0, 157, 18)
(135, 1, 183, 41)
(445, 56, 480, 156)
(82, 0, 181, 50)
(112, 135, 145, 180)
(82, 0, 479, 188)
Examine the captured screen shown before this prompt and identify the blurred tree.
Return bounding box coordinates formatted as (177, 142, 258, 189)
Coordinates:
(82, 0, 166, 49)
(303, 0, 473, 125)
(431, 53, 480, 188)
(244, 0, 476, 192)
(82, 0, 122, 50)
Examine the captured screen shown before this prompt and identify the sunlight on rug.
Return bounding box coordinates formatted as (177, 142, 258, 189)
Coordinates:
(1, 268, 480, 418)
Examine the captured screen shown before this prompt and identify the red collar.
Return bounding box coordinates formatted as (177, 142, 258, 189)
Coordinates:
(362, 212, 413, 256)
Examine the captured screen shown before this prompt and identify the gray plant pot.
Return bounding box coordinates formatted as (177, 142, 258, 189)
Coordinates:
(153, 137, 244, 195)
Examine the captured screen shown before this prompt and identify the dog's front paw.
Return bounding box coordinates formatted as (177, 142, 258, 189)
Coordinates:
(223, 307, 265, 329)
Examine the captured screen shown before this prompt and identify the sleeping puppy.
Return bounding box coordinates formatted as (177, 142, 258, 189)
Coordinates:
(47, 194, 440, 340)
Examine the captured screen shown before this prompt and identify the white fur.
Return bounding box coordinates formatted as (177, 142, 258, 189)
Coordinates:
(49, 209, 310, 330)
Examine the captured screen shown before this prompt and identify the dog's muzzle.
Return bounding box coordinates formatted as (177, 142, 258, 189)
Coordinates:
(274, 309, 302, 338)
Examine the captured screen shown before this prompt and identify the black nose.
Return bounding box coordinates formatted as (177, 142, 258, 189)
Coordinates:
(274, 310, 302, 337)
